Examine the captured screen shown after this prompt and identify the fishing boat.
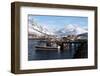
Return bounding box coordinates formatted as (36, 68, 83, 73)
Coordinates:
(35, 46, 58, 51)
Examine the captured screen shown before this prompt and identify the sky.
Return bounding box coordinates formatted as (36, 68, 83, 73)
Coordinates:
(28, 15, 88, 32)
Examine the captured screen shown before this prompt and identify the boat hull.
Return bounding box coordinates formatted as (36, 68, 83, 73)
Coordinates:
(35, 46, 58, 51)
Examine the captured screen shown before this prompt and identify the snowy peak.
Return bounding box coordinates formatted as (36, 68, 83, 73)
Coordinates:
(55, 24, 87, 37)
(28, 20, 54, 36)
(65, 24, 87, 34)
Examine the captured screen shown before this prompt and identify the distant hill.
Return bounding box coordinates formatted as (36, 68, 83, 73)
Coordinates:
(77, 33, 88, 40)
(77, 33, 88, 37)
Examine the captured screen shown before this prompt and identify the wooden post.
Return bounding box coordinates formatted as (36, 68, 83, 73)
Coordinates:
(74, 42, 76, 51)
(60, 42, 64, 51)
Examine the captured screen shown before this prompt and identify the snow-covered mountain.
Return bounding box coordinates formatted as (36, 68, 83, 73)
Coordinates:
(28, 19, 88, 37)
(77, 33, 88, 40)
(55, 24, 88, 37)
(28, 20, 54, 36)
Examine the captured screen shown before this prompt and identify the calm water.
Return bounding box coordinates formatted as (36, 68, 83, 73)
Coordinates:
(28, 39, 87, 61)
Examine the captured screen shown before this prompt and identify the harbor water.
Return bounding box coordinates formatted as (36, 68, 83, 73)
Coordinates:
(28, 39, 88, 60)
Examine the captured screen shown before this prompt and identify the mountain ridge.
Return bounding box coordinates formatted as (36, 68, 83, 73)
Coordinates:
(28, 21, 88, 37)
